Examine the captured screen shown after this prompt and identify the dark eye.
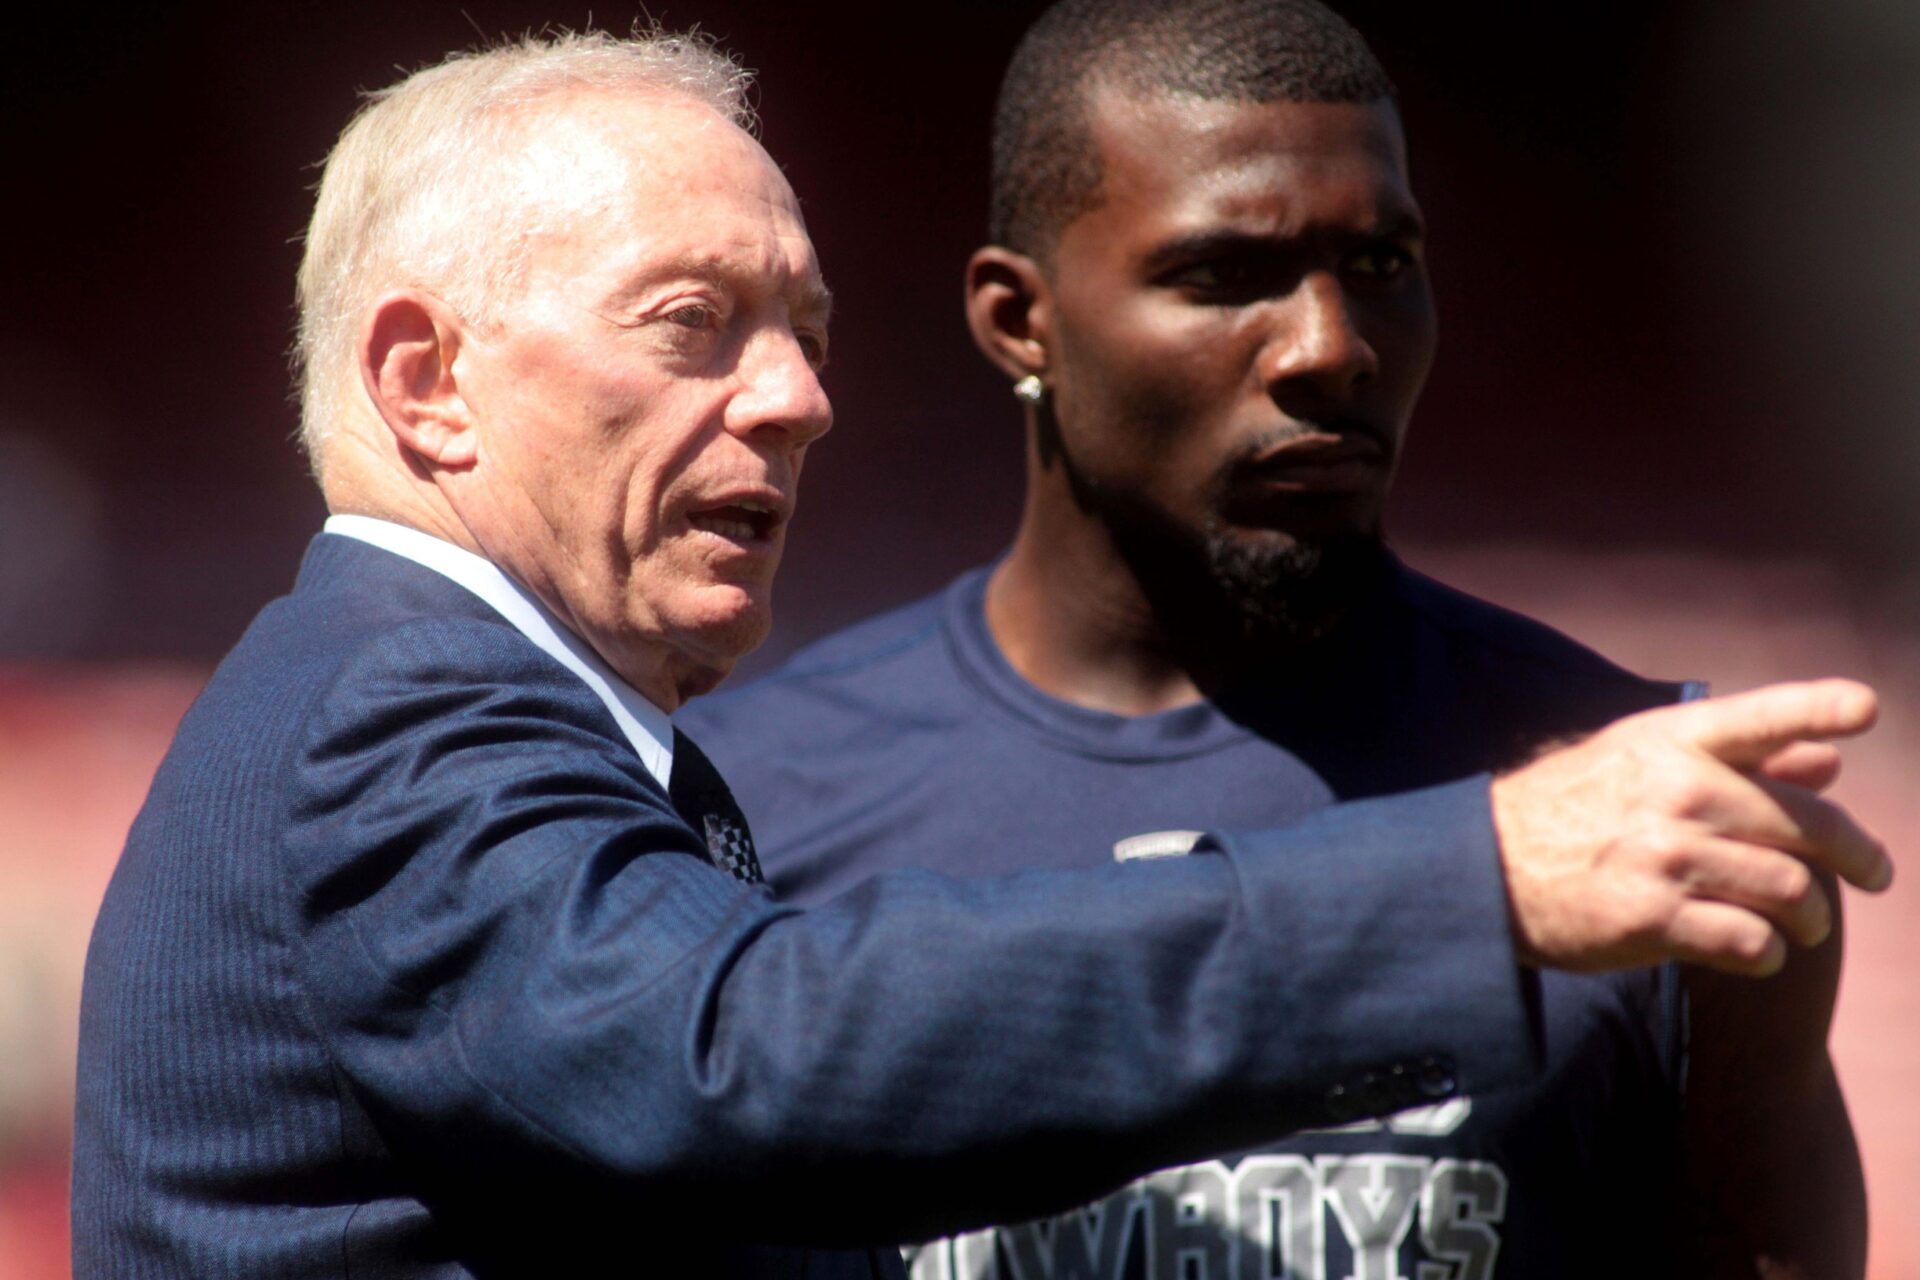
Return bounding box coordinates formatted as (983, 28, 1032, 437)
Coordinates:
(1163, 253, 1286, 305)
(1172, 260, 1237, 290)
(1345, 244, 1416, 283)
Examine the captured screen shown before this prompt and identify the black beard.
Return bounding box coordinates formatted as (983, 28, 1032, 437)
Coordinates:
(1202, 523, 1386, 650)
(1041, 394, 1397, 649)
(1057, 464, 1385, 665)
(1039, 403, 1390, 670)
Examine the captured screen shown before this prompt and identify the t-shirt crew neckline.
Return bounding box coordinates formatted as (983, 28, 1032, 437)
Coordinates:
(939, 566, 1256, 763)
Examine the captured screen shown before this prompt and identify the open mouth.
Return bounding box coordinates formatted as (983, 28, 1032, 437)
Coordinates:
(688, 500, 781, 542)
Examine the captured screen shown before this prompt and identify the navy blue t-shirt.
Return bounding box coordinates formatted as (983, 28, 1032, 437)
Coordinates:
(685, 560, 1696, 1280)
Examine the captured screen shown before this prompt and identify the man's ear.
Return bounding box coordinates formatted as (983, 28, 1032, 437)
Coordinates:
(965, 246, 1053, 382)
(358, 289, 479, 469)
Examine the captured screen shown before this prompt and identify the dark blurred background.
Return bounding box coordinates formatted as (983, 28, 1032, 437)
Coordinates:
(5, 2, 1920, 1275)
(5, 0, 1918, 669)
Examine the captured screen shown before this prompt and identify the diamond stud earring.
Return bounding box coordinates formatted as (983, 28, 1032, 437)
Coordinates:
(1012, 375, 1046, 405)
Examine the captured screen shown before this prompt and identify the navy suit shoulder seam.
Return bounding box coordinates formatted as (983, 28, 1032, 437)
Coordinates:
(323, 611, 663, 784)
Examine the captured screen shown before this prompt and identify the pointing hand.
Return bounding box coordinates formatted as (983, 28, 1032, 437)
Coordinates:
(1490, 679, 1889, 976)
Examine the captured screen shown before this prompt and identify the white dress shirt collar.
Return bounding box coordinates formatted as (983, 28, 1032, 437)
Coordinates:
(322, 514, 674, 789)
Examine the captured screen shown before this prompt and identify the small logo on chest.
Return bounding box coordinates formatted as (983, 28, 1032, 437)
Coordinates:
(1112, 830, 1205, 862)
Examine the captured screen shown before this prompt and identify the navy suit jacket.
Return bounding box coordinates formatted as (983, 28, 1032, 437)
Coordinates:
(74, 534, 1538, 1277)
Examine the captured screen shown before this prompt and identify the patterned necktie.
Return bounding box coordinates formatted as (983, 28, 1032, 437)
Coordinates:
(667, 728, 765, 886)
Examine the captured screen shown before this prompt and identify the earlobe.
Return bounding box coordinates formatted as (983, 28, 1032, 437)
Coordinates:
(965, 247, 1052, 382)
(359, 289, 479, 469)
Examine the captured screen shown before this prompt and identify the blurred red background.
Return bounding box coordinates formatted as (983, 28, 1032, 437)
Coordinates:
(4, 1, 1917, 1274)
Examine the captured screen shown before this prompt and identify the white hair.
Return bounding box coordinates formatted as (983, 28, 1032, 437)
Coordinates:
(293, 27, 756, 474)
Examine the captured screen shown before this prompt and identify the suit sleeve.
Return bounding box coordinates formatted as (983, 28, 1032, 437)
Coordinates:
(282, 618, 1537, 1246)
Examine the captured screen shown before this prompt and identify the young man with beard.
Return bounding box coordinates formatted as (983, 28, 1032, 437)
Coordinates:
(682, 1, 1867, 1275)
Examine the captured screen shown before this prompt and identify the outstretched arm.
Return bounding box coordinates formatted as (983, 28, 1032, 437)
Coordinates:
(292, 635, 1888, 1253)
(288, 621, 1544, 1249)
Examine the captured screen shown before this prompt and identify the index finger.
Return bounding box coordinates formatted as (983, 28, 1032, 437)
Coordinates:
(1668, 679, 1878, 768)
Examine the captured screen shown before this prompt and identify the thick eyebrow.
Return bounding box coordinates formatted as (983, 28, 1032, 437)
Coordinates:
(1141, 213, 1426, 275)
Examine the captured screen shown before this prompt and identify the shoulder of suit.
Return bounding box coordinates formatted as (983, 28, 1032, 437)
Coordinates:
(206, 588, 628, 770)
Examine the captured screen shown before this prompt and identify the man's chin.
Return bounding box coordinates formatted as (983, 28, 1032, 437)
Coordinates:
(1203, 526, 1384, 647)
(670, 588, 773, 677)
(588, 585, 771, 708)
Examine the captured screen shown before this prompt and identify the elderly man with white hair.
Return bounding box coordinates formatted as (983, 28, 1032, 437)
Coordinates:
(71, 27, 1889, 1280)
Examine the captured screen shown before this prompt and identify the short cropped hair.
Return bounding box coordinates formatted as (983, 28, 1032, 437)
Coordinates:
(990, 0, 1395, 260)
(294, 28, 753, 471)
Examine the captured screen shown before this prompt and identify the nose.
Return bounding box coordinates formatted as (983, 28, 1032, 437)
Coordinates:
(1260, 271, 1378, 404)
(724, 326, 833, 448)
